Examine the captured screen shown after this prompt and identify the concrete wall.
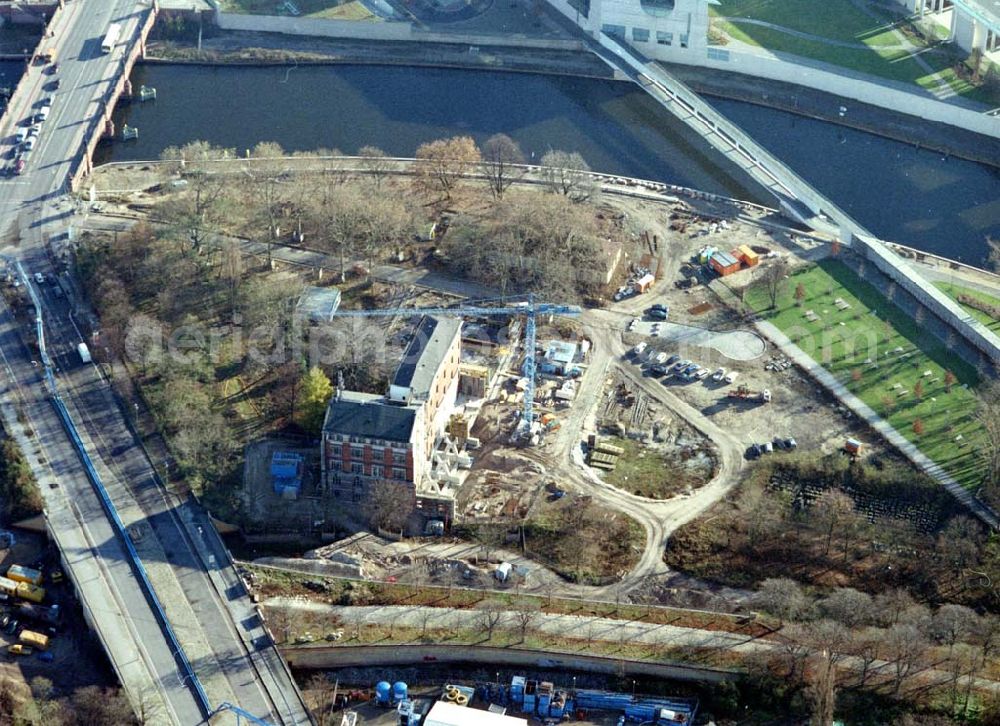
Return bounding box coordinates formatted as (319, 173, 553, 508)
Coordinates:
(854, 234, 1000, 369)
(280, 643, 737, 682)
(215, 11, 584, 49)
(648, 43, 998, 138)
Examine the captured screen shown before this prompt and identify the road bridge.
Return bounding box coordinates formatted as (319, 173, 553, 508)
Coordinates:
(0, 2, 311, 723)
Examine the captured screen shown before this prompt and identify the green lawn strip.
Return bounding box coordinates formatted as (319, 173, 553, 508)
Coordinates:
(933, 282, 1000, 331)
(746, 259, 984, 490)
(715, 21, 950, 85)
(710, 0, 893, 43)
(219, 0, 366, 16)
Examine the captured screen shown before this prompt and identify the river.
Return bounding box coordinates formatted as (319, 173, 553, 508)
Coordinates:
(4, 60, 998, 264)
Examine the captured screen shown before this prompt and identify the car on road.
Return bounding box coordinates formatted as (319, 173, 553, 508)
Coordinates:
(35, 107, 49, 122)
(712, 367, 726, 381)
(724, 371, 739, 384)
(15, 127, 27, 143)
(34, 273, 45, 285)
(23, 137, 36, 151)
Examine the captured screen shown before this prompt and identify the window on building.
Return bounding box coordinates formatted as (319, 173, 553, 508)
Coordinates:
(372, 465, 384, 478)
(656, 31, 673, 45)
(632, 27, 650, 42)
(680, 33, 689, 47)
(393, 451, 407, 465)
(392, 467, 406, 480)
(351, 462, 363, 474)
(601, 23, 626, 38)
(351, 447, 363, 458)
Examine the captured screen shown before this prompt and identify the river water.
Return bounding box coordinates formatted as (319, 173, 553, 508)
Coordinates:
(3, 60, 997, 264)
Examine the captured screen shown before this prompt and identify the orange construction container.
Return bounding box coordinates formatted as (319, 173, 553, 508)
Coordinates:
(737, 245, 759, 266)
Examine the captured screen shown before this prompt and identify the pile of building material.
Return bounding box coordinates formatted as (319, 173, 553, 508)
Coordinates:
(586, 437, 624, 471)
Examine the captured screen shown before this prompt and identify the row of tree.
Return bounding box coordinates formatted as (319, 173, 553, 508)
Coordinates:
(750, 578, 1000, 721)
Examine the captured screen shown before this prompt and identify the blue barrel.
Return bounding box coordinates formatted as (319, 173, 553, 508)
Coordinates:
(392, 681, 408, 702)
(375, 681, 391, 705)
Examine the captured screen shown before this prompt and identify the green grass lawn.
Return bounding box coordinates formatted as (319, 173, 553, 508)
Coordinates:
(934, 282, 1000, 332)
(710, 0, 998, 105)
(746, 259, 985, 491)
(218, 0, 376, 19)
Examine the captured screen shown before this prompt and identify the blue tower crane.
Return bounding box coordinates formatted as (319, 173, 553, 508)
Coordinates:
(331, 294, 582, 435)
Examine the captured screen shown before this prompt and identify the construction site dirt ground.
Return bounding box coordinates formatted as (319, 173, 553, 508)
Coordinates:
(0, 530, 118, 696)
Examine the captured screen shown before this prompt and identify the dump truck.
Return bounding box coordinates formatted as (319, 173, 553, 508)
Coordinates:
(18, 630, 49, 651)
(7, 564, 43, 586)
(727, 384, 771, 403)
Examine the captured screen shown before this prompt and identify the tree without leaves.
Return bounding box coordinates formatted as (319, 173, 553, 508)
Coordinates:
(415, 136, 481, 198)
(944, 369, 957, 391)
(481, 134, 525, 201)
(357, 145, 392, 189)
(512, 601, 540, 643)
(912, 418, 925, 436)
(539, 149, 595, 201)
(751, 577, 808, 621)
(365, 479, 412, 534)
(884, 622, 926, 696)
(476, 599, 505, 641)
(976, 382, 1000, 500)
(931, 603, 979, 659)
(759, 259, 790, 309)
(817, 588, 873, 629)
(812, 489, 856, 556)
(847, 627, 882, 687)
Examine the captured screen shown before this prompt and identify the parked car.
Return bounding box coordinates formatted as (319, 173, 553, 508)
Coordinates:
(37, 651, 54, 662)
(745, 444, 761, 460)
(695, 367, 710, 380)
(666, 354, 680, 366)
(23, 137, 35, 151)
(13, 159, 24, 176)
(724, 371, 739, 384)
(41, 97, 52, 108)
(649, 303, 668, 313)
(648, 308, 668, 321)
(8, 645, 32, 656)
(627, 318, 638, 331)
(712, 367, 726, 381)
(34, 272, 44, 285)
(14, 127, 27, 143)
(654, 352, 668, 365)
(673, 359, 690, 372)
(649, 364, 668, 377)
(784, 437, 797, 450)
(761, 441, 774, 454)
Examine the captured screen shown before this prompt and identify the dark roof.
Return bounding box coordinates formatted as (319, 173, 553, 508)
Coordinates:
(392, 315, 462, 397)
(323, 396, 416, 442)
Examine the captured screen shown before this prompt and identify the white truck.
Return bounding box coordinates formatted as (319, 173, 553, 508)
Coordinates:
(77, 343, 92, 364)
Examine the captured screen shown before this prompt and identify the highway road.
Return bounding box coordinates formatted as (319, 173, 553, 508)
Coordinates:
(0, 2, 311, 723)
